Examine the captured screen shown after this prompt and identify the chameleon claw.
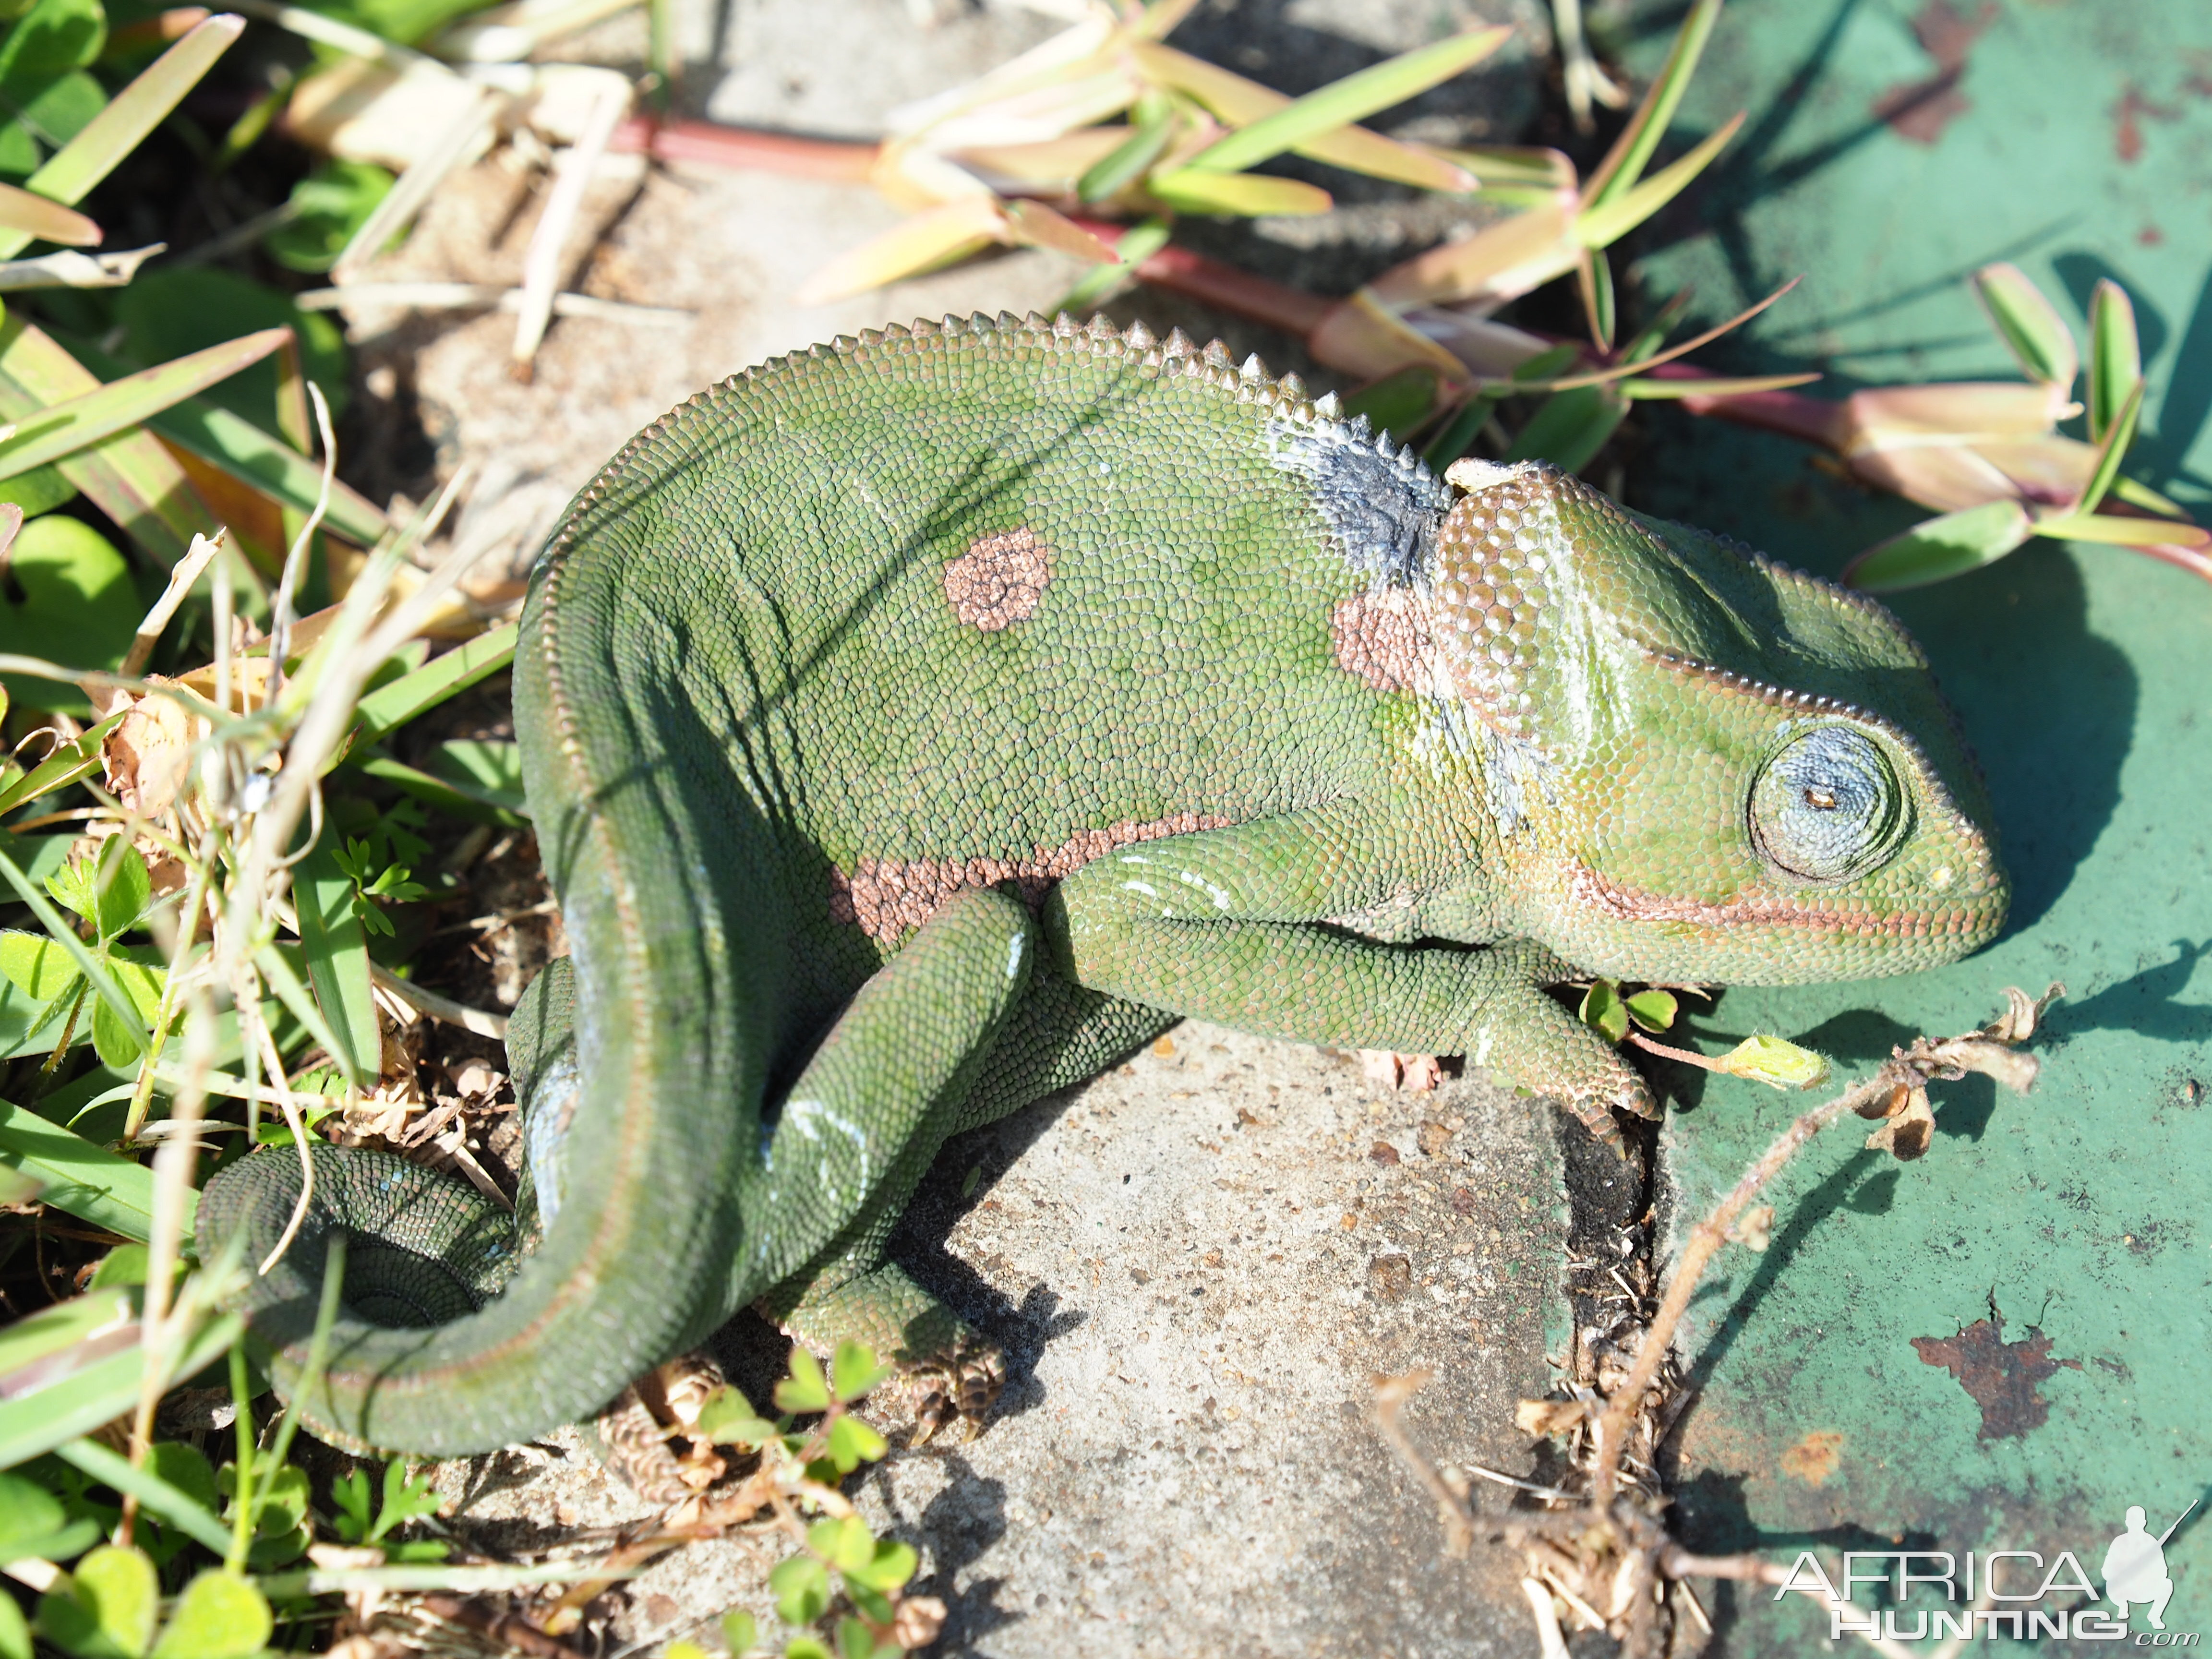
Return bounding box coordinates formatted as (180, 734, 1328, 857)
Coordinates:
(888, 1331, 1005, 1447)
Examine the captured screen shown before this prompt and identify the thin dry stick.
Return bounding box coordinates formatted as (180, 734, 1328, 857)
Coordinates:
(511, 72, 630, 377)
(1372, 1370, 1474, 1556)
(266, 383, 338, 702)
(369, 960, 508, 1039)
(116, 531, 224, 685)
(331, 86, 505, 285)
(1588, 1068, 1893, 1499)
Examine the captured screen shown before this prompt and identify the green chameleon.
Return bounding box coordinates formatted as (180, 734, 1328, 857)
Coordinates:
(200, 311, 2006, 1455)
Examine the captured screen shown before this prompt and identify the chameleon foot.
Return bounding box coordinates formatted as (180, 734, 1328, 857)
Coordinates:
(590, 1350, 732, 1505)
(768, 1260, 1005, 1443)
(876, 1330, 1006, 1446)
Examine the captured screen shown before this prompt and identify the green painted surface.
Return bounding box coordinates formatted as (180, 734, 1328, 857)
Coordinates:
(1624, 0, 2212, 1647)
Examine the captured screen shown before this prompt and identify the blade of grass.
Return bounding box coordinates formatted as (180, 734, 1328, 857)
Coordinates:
(1053, 216, 1169, 313)
(350, 620, 516, 741)
(1574, 110, 1743, 250)
(0, 328, 291, 482)
(1077, 108, 1175, 202)
(255, 1233, 343, 1504)
(1127, 42, 1477, 192)
(291, 843, 377, 1089)
(53, 332, 386, 547)
(1147, 169, 1330, 216)
(1970, 262, 2078, 389)
(0, 15, 245, 262)
(54, 1438, 233, 1554)
(1419, 389, 1502, 469)
(0, 184, 100, 248)
(1503, 383, 1629, 473)
(0, 710, 126, 817)
(0, 1096, 175, 1240)
(0, 1312, 241, 1467)
(1619, 371, 1820, 398)
(2032, 511, 2212, 548)
(1176, 25, 1508, 177)
(1578, 248, 1614, 351)
(2070, 380, 2142, 516)
(1511, 276, 1801, 394)
(0, 317, 208, 568)
(352, 749, 529, 823)
(2086, 279, 2140, 445)
(254, 943, 365, 1092)
(1581, 0, 1721, 209)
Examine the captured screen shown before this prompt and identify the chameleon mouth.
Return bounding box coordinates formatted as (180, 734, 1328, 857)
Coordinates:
(1565, 862, 1999, 942)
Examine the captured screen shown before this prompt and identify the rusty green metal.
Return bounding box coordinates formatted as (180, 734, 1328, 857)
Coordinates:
(1622, 0, 2212, 1648)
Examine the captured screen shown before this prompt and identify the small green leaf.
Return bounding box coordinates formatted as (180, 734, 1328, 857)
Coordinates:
(958, 1163, 983, 1200)
(824, 1413, 888, 1475)
(372, 1458, 441, 1541)
(775, 1347, 832, 1415)
(148, 1571, 270, 1659)
(37, 1544, 159, 1659)
(769, 1553, 832, 1626)
(830, 1340, 891, 1405)
(721, 1610, 758, 1656)
(1579, 980, 1629, 1044)
(783, 1640, 833, 1659)
(836, 1616, 898, 1659)
(0, 1580, 30, 1659)
(2086, 279, 2140, 445)
(807, 1515, 873, 1574)
(1969, 262, 2078, 389)
(265, 159, 394, 273)
(1624, 988, 1678, 1033)
(1341, 366, 1437, 441)
(87, 836, 150, 943)
(1715, 1034, 1831, 1091)
(330, 1468, 373, 1542)
(694, 1384, 780, 1448)
(0, 515, 142, 710)
(662, 1644, 710, 1659)
(1842, 500, 2035, 592)
(845, 1538, 919, 1594)
(0, 928, 81, 1001)
(90, 993, 144, 1070)
(0, 1469, 69, 1557)
(295, 839, 377, 1089)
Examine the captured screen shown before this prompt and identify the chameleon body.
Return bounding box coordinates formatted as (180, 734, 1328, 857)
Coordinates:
(200, 312, 2006, 1455)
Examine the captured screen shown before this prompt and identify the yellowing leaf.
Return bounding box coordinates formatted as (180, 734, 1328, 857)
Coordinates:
(793, 196, 1007, 306)
(1714, 1034, 1832, 1091)
(0, 182, 98, 247)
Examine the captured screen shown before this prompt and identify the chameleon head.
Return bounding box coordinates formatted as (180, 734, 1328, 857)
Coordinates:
(1433, 459, 2008, 986)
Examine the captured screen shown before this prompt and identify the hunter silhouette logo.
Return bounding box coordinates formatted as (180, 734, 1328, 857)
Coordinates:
(1774, 1493, 2201, 1644)
(2106, 1501, 2197, 1631)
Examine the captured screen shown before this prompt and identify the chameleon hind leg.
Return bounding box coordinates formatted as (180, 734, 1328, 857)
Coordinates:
(762, 932, 1173, 1440)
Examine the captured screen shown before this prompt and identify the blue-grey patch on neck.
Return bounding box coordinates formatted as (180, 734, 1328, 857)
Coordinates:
(523, 1051, 580, 1227)
(1267, 416, 1451, 591)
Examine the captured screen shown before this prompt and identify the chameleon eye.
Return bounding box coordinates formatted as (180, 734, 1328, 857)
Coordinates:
(1750, 725, 1908, 882)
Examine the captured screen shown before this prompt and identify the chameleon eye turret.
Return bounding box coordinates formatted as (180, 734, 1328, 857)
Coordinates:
(1750, 724, 1910, 883)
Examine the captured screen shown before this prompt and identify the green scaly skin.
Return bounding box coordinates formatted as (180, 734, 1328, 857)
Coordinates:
(198, 310, 2007, 1455)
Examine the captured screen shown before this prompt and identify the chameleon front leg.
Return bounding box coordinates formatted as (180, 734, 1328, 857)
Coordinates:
(1046, 807, 1653, 1149)
(752, 884, 1042, 1435)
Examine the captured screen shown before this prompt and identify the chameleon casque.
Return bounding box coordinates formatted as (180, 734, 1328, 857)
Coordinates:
(200, 310, 2007, 1456)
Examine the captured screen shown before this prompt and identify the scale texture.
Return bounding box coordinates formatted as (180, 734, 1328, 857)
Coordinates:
(199, 311, 2005, 1454)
